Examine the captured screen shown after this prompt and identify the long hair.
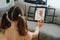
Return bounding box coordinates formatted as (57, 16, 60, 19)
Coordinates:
(1, 6, 28, 36)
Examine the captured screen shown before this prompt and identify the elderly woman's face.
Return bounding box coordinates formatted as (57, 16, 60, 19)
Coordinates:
(38, 10, 42, 16)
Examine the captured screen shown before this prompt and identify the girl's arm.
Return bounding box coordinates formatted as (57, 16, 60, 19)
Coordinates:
(29, 18, 44, 38)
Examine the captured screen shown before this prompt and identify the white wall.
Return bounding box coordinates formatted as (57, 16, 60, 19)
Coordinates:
(0, 0, 60, 9)
(47, 0, 60, 17)
(47, 0, 60, 9)
(18, 0, 60, 8)
(18, 0, 60, 16)
(0, 0, 14, 8)
(0, 0, 15, 17)
(0, 0, 60, 16)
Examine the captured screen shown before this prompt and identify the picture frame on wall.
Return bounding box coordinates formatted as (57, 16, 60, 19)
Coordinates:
(34, 6, 47, 22)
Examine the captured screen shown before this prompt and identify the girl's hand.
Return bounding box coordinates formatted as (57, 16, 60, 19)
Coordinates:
(37, 18, 44, 27)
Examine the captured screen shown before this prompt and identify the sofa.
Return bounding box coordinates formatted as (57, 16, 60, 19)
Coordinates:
(27, 21, 60, 40)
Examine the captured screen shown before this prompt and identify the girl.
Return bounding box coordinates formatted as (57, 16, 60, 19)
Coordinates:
(1, 6, 43, 40)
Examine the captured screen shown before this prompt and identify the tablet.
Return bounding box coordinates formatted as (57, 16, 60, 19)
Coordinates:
(35, 8, 46, 21)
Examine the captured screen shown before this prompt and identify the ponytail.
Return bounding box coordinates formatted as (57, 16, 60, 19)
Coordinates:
(1, 13, 11, 30)
(17, 16, 28, 36)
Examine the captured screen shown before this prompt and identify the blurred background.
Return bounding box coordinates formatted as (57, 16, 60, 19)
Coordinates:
(0, 0, 60, 40)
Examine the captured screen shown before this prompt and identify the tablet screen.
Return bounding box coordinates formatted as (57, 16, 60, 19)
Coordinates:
(35, 8, 45, 21)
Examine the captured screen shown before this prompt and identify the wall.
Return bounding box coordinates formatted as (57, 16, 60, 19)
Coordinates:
(0, 0, 14, 8)
(0, 0, 15, 17)
(17, 0, 60, 17)
(0, 0, 60, 17)
(18, 0, 60, 8)
(47, 0, 60, 9)
(47, 0, 60, 17)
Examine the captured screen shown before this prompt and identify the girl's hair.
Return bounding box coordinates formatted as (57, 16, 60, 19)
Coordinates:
(1, 6, 28, 36)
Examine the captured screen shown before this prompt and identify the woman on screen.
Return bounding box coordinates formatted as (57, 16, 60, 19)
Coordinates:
(1, 6, 43, 40)
(38, 9, 43, 16)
